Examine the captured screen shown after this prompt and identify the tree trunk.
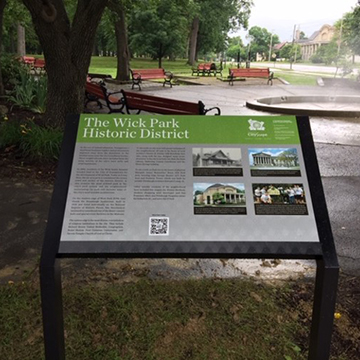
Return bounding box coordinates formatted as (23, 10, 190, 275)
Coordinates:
(158, 43, 162, 68)
(187, 17, 199, 66)
(114, 4, 130, 81)
(9, 25, 16, 53)
(17, 22, 26, 56)
(0, 0, 7, 96)
(22, 0, 108, 128)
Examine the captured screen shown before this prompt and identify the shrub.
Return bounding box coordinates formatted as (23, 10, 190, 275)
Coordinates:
(7, 70, 47, 113)
(20, 123, 63, 161)
(0, 117, 63, 162)
(0, 53, 24, 88)
(0, 117, 23, 148)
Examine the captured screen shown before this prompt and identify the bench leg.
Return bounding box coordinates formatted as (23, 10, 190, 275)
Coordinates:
(163, 79, 172, 88)
(84, 94, 103, 110)
(132, 79, 142, 91)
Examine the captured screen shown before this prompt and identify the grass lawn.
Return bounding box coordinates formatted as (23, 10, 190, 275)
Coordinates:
(273, 71, 320, 86)
(89, 57, 330, 86)
(89, 57, 194, 78)
(1, 277, 310, 360)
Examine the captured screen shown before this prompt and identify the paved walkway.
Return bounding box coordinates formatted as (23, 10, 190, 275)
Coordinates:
(1, 80, 360, 282)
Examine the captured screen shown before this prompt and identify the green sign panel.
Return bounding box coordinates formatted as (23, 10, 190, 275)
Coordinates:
(77, 114, 300, 145)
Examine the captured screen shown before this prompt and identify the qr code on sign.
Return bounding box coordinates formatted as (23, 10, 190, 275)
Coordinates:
(149, 217, 169, 236)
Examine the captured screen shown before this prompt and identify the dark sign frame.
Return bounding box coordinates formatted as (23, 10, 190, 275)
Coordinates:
(40, 115, 338, 360)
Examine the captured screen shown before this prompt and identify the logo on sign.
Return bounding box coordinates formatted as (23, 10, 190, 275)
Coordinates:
(248, 119, 265, 131)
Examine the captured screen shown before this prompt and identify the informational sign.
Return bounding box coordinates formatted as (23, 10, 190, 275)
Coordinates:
(59, 114, 319, 244)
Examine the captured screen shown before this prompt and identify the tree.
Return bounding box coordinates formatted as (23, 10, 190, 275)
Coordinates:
(248, 26, 280, 60)
(280, 43, 301, 61)
(3, 0, 39, 54)
(129, 0, 188, 68)
(17, 23, 25, 56)
(226, 36, 246, 60)
(21, 0, 109, 128)
(299, 31, 307, 40)
(187, 0, 252, 65)
(188, 16, 200, 66)
(339, 6, 360, 59)
(107, 0, 131, 81)
(0, 0, 7, 95)
(309, 42, 338, 65)
(212, 192, 224, 204)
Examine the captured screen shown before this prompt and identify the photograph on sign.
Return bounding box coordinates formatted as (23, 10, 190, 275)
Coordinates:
(193, 183, 246, 215)
(192, 147, 243, 176)
(253, 183, 308, 215)
(249, 148, 301, 177)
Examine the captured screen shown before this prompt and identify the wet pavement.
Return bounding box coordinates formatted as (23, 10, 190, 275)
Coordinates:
(1, 80, 360, 282)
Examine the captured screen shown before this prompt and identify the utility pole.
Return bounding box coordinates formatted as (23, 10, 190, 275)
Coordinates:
(268, 32, 273, 62)
(290, 24, 296, 70)
(337, 18, 343, 56)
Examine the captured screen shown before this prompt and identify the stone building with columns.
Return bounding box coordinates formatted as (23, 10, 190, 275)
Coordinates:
(252, 151, 299, 168)
(297, 24, 336, 61)
(195, 184, 245, 205)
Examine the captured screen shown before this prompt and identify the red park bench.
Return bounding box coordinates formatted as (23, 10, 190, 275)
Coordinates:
(84, 81, 220, 115)
(21, 56, 35, 65)
(192, 63, 211, 76)
(85, 81, 124, 113)
(228, 67, 274, 85)
(192, 62, 222, 76)
(120, 90, 221, 115)
(130, 68, 173, 90)
(33, 58, 46, 74)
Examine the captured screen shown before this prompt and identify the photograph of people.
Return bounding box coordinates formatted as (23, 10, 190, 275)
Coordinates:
(253, 184, 306, 205)
(260, 191, 272, 204)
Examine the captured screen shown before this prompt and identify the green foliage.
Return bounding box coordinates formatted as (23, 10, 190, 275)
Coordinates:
(0, 53, 24, 87)
(0, 117, 62, 161)
(310, 42, 339, 65)
(94, 0, 253, 61)
(226, 37, 247, 59)
(7, 70, 47, 113)
(19, 122, 63, 161)
(197, 0, 253, 56)
(248, 26, 280, 60)
(340, 6, 360, 57)
(3, 0, 40, 53)
(129, 0, 189, 64)
(0, 117, 22, 149)
(280, 44, 301, 61)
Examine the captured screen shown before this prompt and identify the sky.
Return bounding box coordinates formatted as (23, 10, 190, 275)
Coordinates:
(231, 0, 359, 42)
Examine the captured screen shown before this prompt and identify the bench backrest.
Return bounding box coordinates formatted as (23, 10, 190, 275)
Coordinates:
(122, 90, 203, 115)
(198, 63, 212, 70)
(230, 68, 270, 77)
(85, 81, 107, 100)
(131, 68, 165, 79)
(22, 56, 35, 64)
(34, 58, 46, 67)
